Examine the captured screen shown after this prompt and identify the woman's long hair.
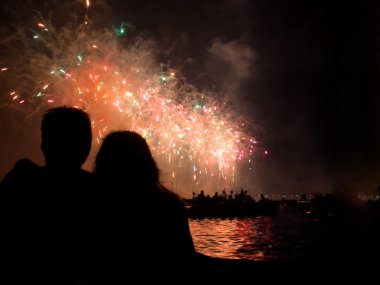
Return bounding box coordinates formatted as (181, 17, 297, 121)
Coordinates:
(94, 131, 167, 192)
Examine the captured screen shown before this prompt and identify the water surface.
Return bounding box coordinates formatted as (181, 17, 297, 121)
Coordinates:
(189, 208, 317, 261)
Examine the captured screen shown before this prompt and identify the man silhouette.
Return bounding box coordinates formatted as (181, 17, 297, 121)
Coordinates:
(2, 106, 93, 186)
(1, 106, 95, 284)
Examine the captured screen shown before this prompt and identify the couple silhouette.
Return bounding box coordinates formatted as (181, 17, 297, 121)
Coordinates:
(1, 106, 202, 284)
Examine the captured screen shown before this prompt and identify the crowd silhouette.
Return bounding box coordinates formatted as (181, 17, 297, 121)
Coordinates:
(188, 190, 279, 218)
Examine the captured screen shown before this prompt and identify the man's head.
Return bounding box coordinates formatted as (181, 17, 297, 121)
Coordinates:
(41, 107, 92, 170)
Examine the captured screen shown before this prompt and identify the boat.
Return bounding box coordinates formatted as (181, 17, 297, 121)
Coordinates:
(186, 192, 279, 218)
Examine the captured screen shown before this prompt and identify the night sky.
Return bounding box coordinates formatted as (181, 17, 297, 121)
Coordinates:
(1, 0, 380, 195)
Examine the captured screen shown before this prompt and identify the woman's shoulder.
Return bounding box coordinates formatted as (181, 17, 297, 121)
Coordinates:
(157, 188, 185, 208)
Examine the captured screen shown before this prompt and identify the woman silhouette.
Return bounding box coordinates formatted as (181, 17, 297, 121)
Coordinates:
(93, 131, 198, 281)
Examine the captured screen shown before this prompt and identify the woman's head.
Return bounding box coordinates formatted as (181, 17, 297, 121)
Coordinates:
(95, 131, 159, 185)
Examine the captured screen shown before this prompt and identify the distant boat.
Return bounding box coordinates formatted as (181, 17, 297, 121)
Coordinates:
(186, 196, 279, 218)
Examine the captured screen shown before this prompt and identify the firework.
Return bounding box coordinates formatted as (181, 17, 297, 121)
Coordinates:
(0, 2, 257, 196)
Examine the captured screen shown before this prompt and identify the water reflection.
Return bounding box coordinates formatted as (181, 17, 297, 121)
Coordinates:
(189, 211, 313, 261)
(190, 217, 276, 260)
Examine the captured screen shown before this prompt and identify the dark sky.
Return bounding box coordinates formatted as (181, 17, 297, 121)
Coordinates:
(1, 0, 380, 195)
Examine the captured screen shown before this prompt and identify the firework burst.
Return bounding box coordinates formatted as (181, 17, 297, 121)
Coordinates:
(0, 2, 257, 196)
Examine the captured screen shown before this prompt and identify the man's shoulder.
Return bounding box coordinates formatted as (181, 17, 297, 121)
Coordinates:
(14, 158, 41, 170)
(2, 158, 42, 180)
(1, 159, 42, 189)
